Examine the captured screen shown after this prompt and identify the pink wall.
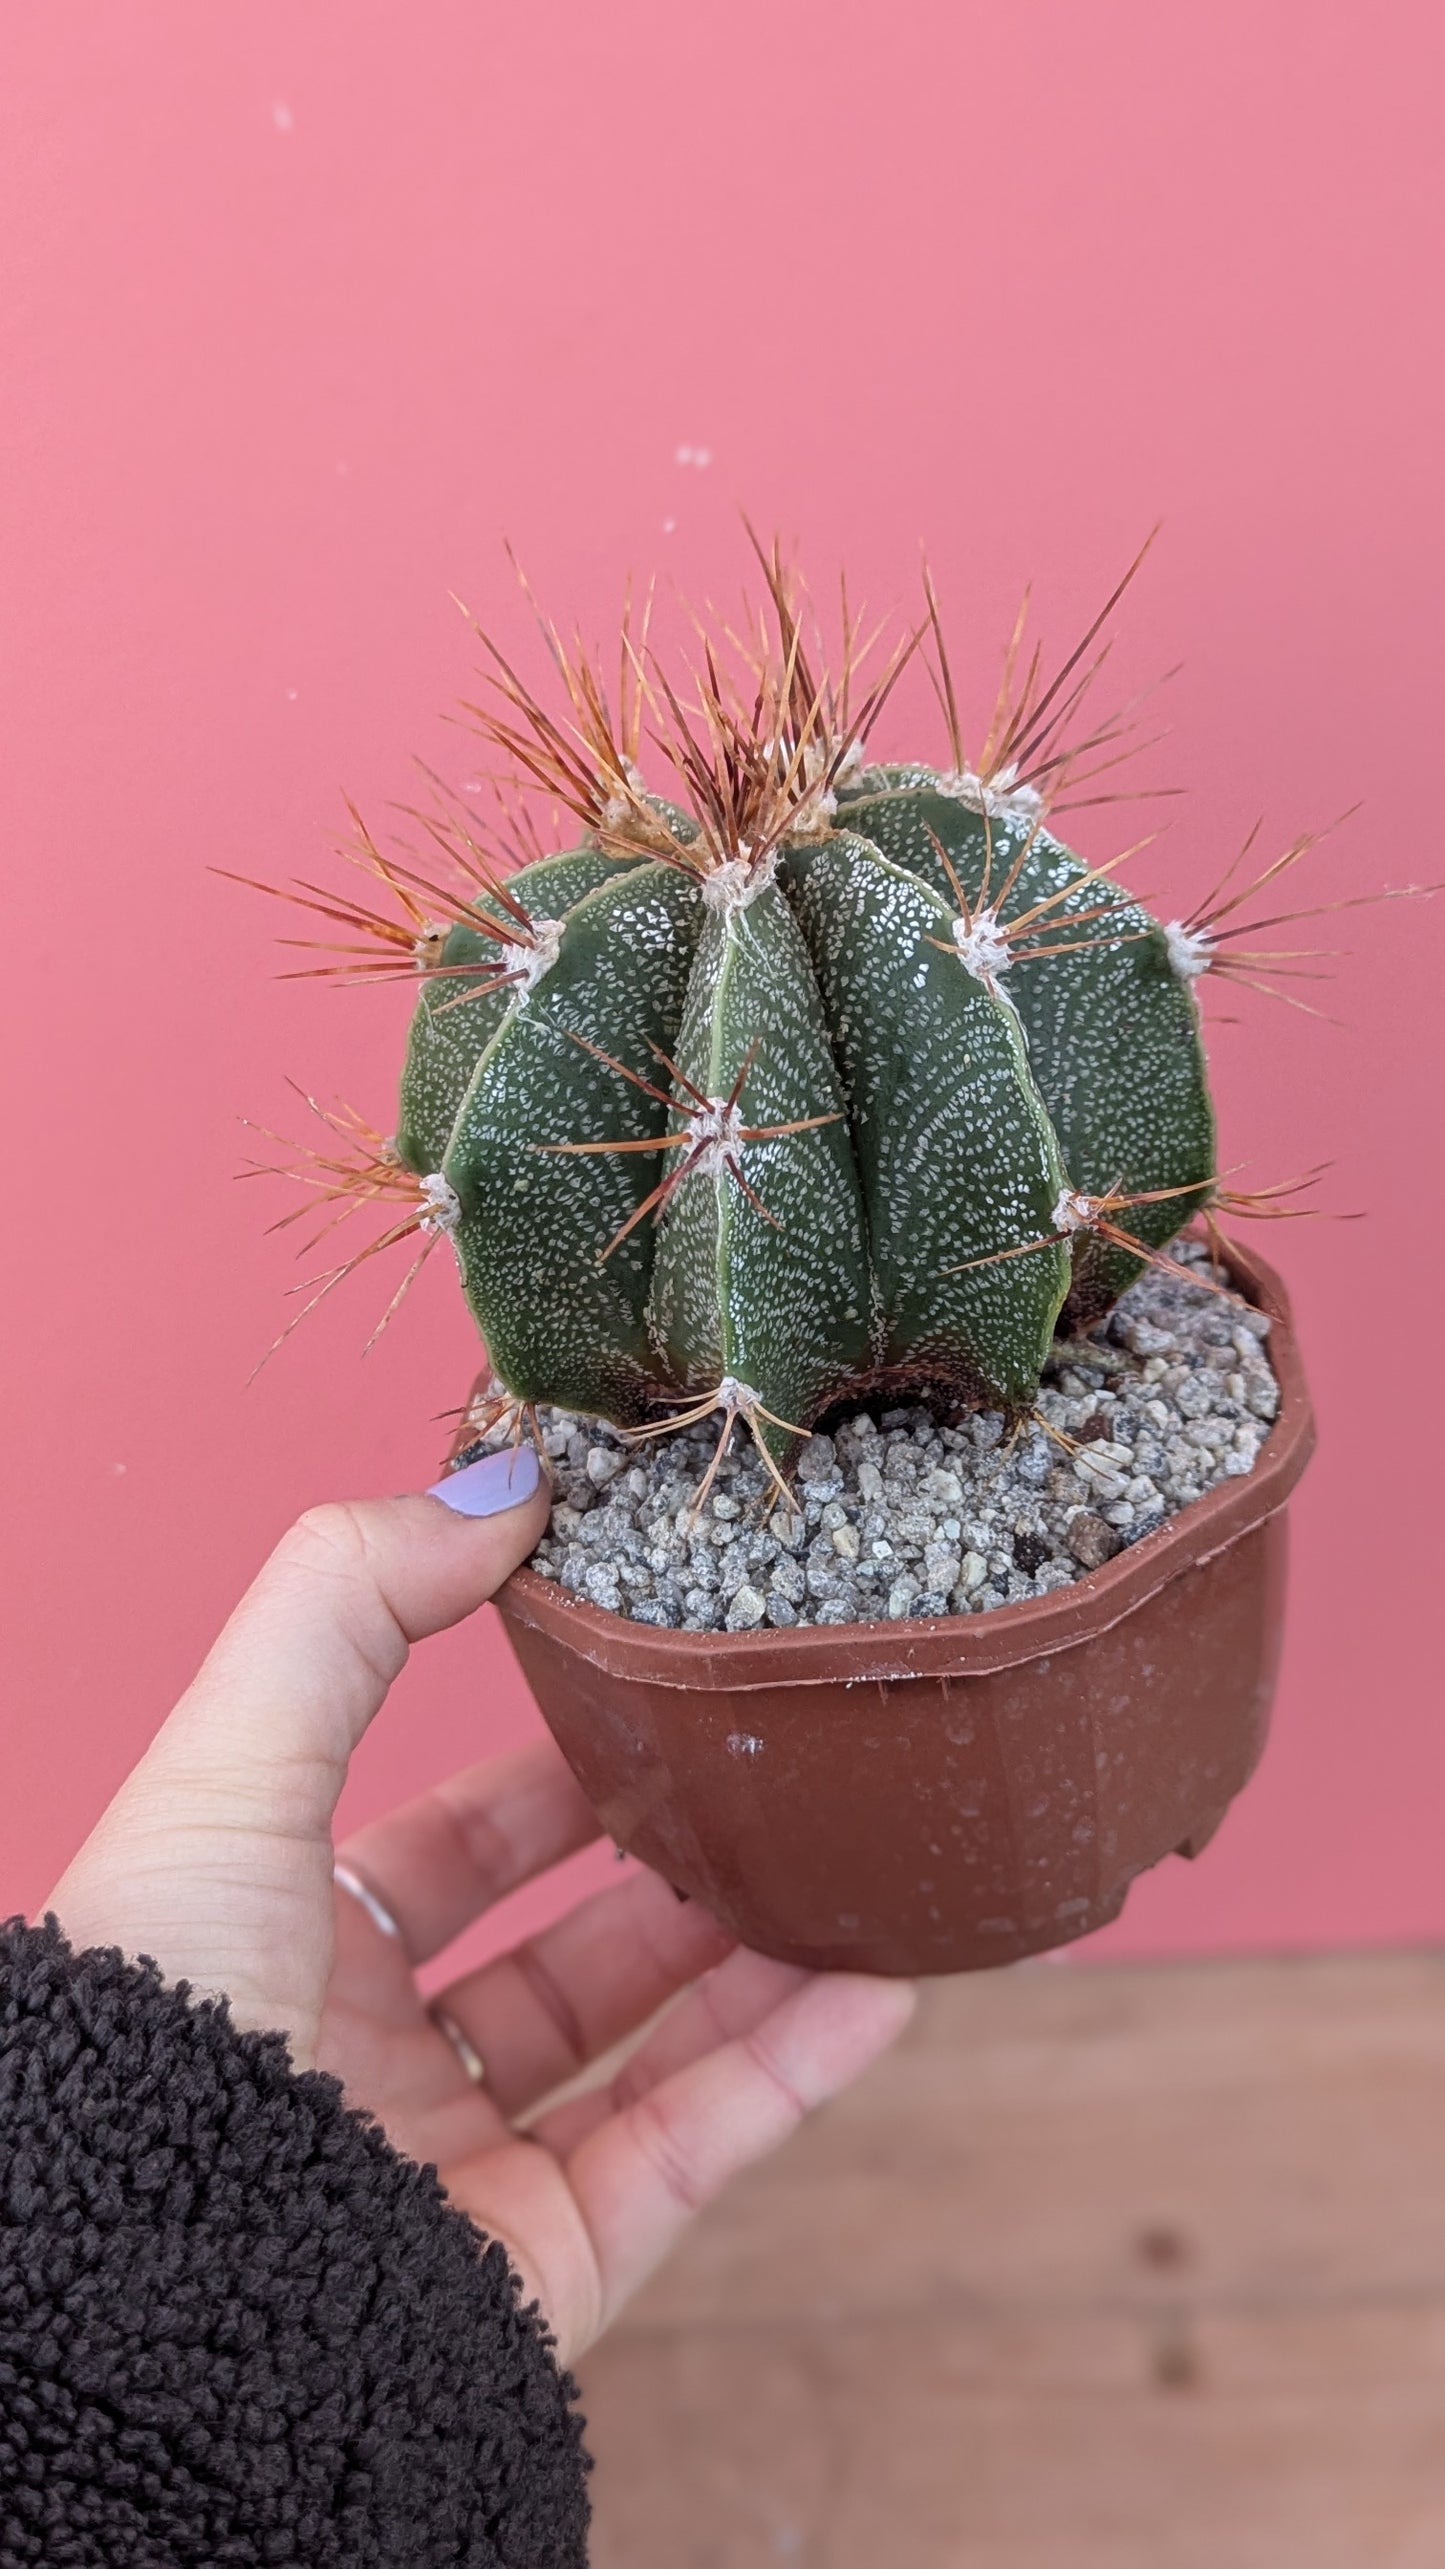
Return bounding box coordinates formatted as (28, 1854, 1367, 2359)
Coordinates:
(3, 3, 1442, 1972)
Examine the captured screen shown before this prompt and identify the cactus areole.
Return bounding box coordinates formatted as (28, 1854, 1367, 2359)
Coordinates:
(380, 559, 1219, 1495)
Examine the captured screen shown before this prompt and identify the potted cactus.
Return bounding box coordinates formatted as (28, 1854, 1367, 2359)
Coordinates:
(246, 542, 1324, 1973)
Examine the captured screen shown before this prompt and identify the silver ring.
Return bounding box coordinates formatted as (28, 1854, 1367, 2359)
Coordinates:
(333, 1860, 403, 1943)
(429, 2001, 488, 2088)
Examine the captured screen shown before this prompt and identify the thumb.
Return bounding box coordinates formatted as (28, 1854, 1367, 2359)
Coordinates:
(46, 1447, 549, 2032)
(118, 1446, 547, 1831)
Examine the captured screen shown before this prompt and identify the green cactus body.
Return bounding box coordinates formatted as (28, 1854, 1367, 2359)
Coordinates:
(396, 843, 639, 1175)
(265, 566, 1229, 1483)
(777, 832, 1070, 1410)
(387, 741, 1218, 1465)
(441, 859, 702, 1424)
(643, 880, 872, 1441)
(844, 785, 1216, 1320)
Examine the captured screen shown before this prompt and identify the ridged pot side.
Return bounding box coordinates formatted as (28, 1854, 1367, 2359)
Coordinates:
(487, 1244, 1314, 1975)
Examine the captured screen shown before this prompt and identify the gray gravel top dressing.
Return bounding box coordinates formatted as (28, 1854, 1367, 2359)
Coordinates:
(458, 1243, 1278, 1632)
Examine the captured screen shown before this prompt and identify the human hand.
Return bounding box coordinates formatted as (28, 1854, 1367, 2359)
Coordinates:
(46, 1451, 915, 2365)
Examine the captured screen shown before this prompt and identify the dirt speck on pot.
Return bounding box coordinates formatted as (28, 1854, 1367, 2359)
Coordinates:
(455, 1243, 1278, 1632)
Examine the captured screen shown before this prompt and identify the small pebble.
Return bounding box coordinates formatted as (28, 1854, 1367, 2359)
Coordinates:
(1174, 1375, 1214, 1420)
(1068, 1511, 1124, 1570)
(1119, 1318, 1175, 1356)
(796, 1434, 836, 1484)
(725, 1585, 767, 1630)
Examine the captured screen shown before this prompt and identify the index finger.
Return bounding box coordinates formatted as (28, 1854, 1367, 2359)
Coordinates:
(569, 1971, 917, 2336)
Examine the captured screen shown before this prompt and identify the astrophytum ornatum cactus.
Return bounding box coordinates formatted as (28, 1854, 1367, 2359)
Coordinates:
(249, 546, 1342, 1496)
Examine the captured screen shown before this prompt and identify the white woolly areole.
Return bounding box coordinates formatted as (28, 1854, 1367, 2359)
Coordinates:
(799, 734, 861, 793)
(1164, 918, 1214, 980)
(1052, 1187, 1097, 1235)
(597, 760, 646, 829)
(937, 763, 1045, 826)
(418, 1173, 462, 1235)
(951, 905, 1014, 985)
(736, 738, 854, 837)
(519, 916, 565, 993)
(686, 1097, 745, 1177)
(701, 847, 777, 914)
(717, 1374, 764, 1411)
(789, 737, 852, 790)
(414, 922, 448, 968)
(786, 784, 838, 837)
(778, 738, 842, 837)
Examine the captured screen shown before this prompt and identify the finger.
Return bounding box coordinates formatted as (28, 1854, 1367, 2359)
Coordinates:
(65, 1454, 548, 1869)
(562, 1971, 916, 2347)
(429, 1868, 735, 2119)
(46, 1454, 548, 2044)
(336, 1736, 600, 1964)
(532, 1945, 809, 2158)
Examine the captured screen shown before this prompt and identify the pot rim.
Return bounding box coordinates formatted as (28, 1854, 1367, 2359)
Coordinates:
(487, 1239, 1315, 1694)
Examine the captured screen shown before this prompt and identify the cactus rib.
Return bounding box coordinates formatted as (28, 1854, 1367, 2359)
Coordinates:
(242, 538, 1424, 1494)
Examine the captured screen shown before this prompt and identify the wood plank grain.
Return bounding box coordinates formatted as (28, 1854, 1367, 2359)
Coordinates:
(579, 1952, 1445, 2566)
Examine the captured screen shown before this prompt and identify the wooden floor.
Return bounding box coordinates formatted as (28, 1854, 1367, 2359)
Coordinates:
(578, 1950, 1445, 2567)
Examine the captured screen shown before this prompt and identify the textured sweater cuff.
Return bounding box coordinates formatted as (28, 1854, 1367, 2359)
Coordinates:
(0, 1915, 589, 2567)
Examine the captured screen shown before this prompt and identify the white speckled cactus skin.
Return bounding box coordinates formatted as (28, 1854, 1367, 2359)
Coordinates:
(237, 544, 1443, 1477)
(384, 561, 1218, 1475)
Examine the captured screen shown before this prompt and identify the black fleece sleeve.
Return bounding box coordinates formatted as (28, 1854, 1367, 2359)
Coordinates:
(0, 1918, 589, 2567)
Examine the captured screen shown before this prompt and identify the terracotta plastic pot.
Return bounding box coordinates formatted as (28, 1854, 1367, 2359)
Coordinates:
(484, 1243, 1314, 1975)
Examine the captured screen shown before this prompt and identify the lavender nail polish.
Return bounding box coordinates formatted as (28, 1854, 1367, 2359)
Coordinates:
(427, 1444, 542, 1517)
